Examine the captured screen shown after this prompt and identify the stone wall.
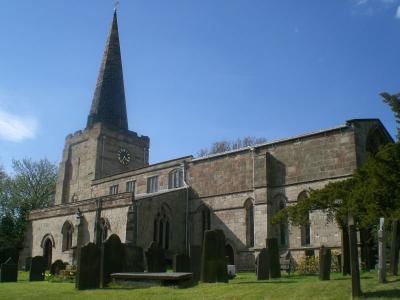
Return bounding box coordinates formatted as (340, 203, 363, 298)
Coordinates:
(91, 156, 191, 197)
(54, 123, 150, 205)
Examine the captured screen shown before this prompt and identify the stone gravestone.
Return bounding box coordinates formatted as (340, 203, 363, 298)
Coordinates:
(378, 217, 387, 284)
(201, 229, 228, 283)
(50, 259, 66, 275)
(257, 248, 270, 280)
(75, 242, 100, 290)
(389, 219, 400, 276)
(266, 238, 281, 278)
(145, 241, 166, 272)
(173, 253, 191, 272)
(189, 245, 202, 281)
(124, 243, 144, 272)
(348, 215, 361, 298)
(29, 256, 46, 281)
(0, 258, 18, 282)
(319, 246, 331, 281)
(100, 234, 125, 288)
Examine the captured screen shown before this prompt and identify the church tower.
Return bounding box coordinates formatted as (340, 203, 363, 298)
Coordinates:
(54, 11, 150, 205)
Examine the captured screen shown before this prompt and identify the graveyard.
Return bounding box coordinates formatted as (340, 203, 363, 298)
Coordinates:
(0, 270, 399, 300)
(1, 229, 400, 299)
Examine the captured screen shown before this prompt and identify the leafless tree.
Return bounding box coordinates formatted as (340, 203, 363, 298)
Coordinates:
(197, 136, 267, 157)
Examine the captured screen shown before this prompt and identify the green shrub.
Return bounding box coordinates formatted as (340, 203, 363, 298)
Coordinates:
(330, 251, 341, 272)
(45, 269, 76, 283)
(296, 256, 319, 275)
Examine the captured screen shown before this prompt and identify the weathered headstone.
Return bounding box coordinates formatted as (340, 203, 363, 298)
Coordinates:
(319, 246, 331, 281)
(50, 259, 66, 275)
(173, 253, 191, 272)
(201, 229, 228, 283)
(348, 215, 361, 298)
(378, 217, 387, 283)
(0, 258, 18, 282)
(75, 242, 100, 290)
(256, 248, 270, 280)
(124, 243, 144, 272)
(29, 256, 46, 281)
(390, 219, 400, 276)
(189, 245, 202, 281)
(100, 234, 125, 288)
(145, 241, 166, 272)
(266, 238, 280, 278)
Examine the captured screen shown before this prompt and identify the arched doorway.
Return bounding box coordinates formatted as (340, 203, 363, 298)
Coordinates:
(43, 238, 53, 270)
(226, 244, 235, 265)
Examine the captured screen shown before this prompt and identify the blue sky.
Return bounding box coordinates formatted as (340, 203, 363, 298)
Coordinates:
(0, 0, 399, 173)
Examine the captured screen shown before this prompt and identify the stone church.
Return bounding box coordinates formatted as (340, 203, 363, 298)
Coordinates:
(20, 11, 393, 271)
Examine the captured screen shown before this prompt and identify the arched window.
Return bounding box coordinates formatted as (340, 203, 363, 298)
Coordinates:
(278, 198, 288, 247)
(168, 168, 184, 189)
(61, 221, 74, 252)
(99, 218, 110, 242)
(244, 199, 254, 248)
(153, 205, 170, 249)
(298, 191, 311, 246)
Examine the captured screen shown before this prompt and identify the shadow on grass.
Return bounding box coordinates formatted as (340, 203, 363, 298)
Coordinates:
(363, 289, 400, 298)
(333, 277, 351, 281)
(235, 281, 296, 284)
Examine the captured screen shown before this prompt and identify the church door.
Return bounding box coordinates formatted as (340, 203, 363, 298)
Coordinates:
(43, 239, 53, 270)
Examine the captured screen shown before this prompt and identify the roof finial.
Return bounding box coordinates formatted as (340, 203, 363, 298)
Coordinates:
(114, 0, 120, 12)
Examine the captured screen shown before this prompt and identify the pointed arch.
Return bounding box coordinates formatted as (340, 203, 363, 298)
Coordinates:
(244, 198, 255, 248)
(153, 203, 171, 249)
(40, 233, 55, 249)
(274, 194, 288, 247)
(40, 233, 55, 270)
(61, 220, 74, 252)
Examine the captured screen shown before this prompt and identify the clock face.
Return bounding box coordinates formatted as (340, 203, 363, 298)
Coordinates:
(117, 148, 131, 166)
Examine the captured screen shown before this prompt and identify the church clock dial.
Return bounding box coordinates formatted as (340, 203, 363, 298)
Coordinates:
(117, 148, 131, 165)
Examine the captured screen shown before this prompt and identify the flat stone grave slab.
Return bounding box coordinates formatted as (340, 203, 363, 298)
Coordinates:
(111, 272, 193, 288)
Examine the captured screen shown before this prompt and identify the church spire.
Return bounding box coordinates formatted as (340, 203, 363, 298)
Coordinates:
(87, 10, 128, 130)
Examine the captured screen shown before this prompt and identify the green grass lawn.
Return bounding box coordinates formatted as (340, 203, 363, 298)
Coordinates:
(1, 271, 399, 300)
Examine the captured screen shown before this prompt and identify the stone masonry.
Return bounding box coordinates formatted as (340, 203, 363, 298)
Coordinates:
(19, 11, 393, 271)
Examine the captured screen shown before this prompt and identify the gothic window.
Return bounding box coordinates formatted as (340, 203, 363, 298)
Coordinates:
(126, 180, 135, 193)
(244, 199, 255, 248)
(61, 221, 73, 252)
(168, 169, 184, 189)
(99, 218, 110, 242)
(153, 205, 170, 249)
(298, 191, 311, 246)
(147, 176, 159, 193)
(201, 206, 211, 241)
(109, 184, 118, 195)
(278, 199, 288, 246)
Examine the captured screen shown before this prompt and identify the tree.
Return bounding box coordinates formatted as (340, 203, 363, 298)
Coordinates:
(381, 92, 400, 141)
(197, 136, 267, 157)
(0, 158, 57, 262)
